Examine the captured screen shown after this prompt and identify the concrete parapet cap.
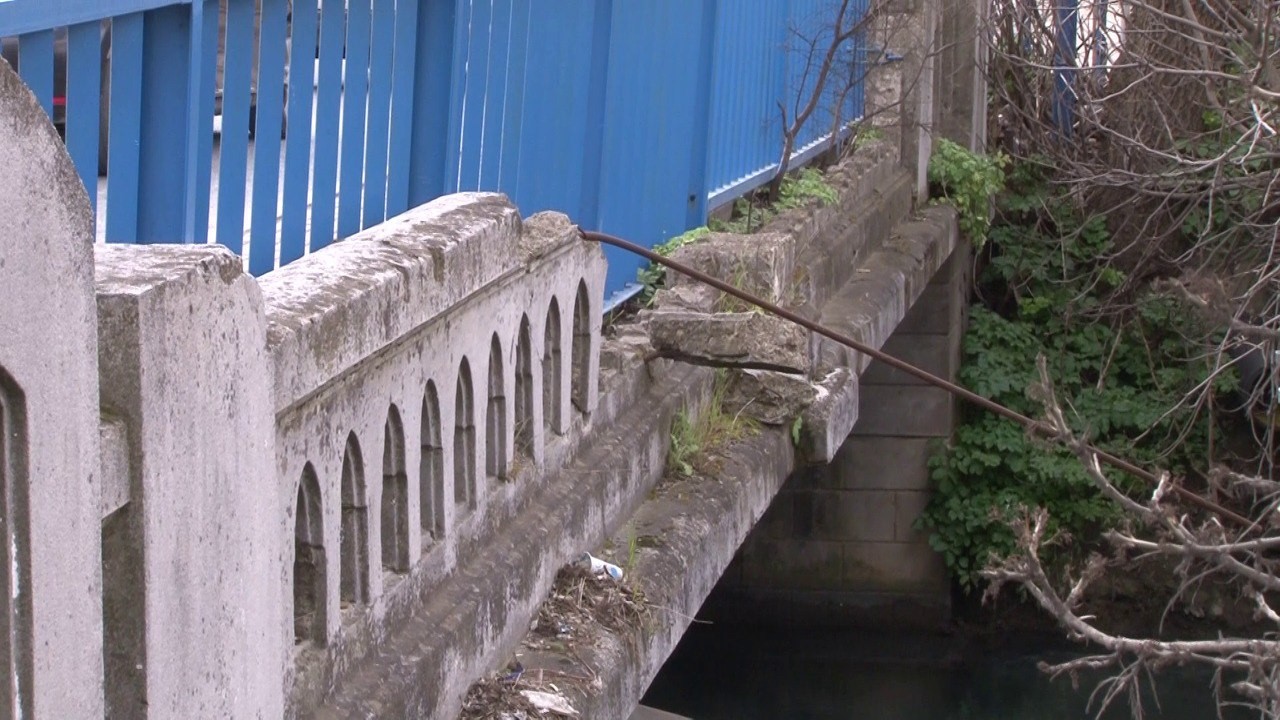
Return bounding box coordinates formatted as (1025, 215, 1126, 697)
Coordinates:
(257, 193, 589, 414)
(95, 244, 247, 296)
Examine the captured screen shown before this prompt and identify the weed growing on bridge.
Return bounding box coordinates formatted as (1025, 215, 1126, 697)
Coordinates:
(926, 139, 1007, 247)
(666, 371, 759, 478)
(636, 168, 838, 305)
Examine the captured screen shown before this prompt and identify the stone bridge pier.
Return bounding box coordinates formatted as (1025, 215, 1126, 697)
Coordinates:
(709, 244, 968, 626)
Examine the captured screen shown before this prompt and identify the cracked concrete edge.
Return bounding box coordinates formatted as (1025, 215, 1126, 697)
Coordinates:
(504, 429, 798, 720)
(799, 204, 960, 464)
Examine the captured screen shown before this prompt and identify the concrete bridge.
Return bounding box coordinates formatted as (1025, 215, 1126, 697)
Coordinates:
(0, 0, 984, 717)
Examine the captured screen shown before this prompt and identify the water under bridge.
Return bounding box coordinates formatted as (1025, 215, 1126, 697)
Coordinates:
(0, 0, 986, 717)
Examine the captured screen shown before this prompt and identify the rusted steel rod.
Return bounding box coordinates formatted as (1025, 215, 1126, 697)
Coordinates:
(580, 229, 1253, 529)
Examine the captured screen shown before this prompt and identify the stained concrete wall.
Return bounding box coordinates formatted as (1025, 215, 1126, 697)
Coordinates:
(0, 59, 105, 719)
(95, 246, 284, 719)
(261, 196, 608, 716)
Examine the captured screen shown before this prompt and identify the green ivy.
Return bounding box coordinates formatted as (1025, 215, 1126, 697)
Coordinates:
(927, 138, 1008, 247)
(918, 167, 1226, 590)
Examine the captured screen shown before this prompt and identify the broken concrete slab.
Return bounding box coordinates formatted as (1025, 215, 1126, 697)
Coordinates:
(666, 231, 795, 305)
(723, 369, 820, 425)
(797, 368, 860, 464)
(647, 310, 810, 374)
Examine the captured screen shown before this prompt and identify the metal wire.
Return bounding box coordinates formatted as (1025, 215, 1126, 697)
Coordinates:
(580, 228, 1253, 528)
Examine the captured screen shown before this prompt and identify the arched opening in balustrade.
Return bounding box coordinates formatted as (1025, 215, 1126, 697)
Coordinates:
(293, 463, 326, 645)
(381, 405, 409, 573)
(454, 359, 477, 509)
(339, 432, 369, 606)
(514, 315, 534, 461)
(0, 367, 32, 715)
(420, 381, 444, 545)
(571, 280, 591, 415)
(486, 334, 508, 481)
(543, 298, 563, 436)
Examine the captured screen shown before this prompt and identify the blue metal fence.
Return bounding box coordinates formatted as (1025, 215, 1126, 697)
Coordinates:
(0, 0, 867, 305)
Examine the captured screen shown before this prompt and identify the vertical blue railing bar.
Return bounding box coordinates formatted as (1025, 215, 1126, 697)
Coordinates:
(385, 0, 422, 217)
(136, 5, 192, 243)
(477, 0, 509, 190)
(64, 21, 102, 215)
(495, 0, 529, 195)
(361, 0, 395, 229)
(247, 0, 289, 274)
(406, 0, 456, 206)
(182, 0, 218, 243)
(280, 0, 320, 265)
(15, 30, 54, 118)
(104, 12, 144, 243)
(214, 0, 256, 255)
(308, 0, 346, 253)
(337, 0, 371, 239)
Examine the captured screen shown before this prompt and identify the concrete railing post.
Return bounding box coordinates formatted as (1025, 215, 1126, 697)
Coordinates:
(95, 246, 285, 720)
(0, 58, 105, 720)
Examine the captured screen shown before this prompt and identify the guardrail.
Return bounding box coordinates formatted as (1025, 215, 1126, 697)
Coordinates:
(0, 0, 868, 301)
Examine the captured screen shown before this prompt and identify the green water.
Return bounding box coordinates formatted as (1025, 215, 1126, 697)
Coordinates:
(642, 624, 1251, 720)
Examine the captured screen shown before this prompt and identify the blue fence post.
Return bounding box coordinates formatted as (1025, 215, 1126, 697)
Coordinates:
(407, 0, 457, 207)
(65, 21, 103, 214)
(183, 0, 219, 243)
(136, 4, 193, 243)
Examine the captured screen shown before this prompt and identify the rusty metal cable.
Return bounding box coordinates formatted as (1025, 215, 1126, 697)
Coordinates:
(580, 229, 1254, 529)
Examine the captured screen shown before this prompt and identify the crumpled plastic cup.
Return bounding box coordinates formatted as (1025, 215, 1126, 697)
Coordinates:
(577, 552, 624, 580)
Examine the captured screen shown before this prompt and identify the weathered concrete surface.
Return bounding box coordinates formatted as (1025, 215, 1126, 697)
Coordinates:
(718, 227, 968, 629)
(95, 245, 285, 719)
(0, 59, 105, 719)
(305, 357, 708, 719)
(723, 369, 819, 425)
(648, 310, 810, 373)
(269, 197, 610, 718)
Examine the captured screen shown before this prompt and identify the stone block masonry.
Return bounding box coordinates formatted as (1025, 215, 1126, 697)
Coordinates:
(714, 222, 968, 628)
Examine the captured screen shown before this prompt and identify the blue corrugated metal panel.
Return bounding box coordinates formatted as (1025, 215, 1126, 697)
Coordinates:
(494, 0, 529, 195)
(386, 0, 423, 216)
(509, 3, 596, 216)
(362, 0, 396, 228)
(595, 1, 712, 299)
(64, 21, 102, 213)
(247, 0, 289, 273)
(337, 0, 371, 239)
(281, 0, 320, 265)
(215, 0, 256, 255)
(706, 0, 788, 201)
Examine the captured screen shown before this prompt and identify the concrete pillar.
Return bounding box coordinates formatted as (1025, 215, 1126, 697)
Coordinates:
(0, 60, 105, 719)
(939, 0, 990, 151)
(95, 246, 285, 719)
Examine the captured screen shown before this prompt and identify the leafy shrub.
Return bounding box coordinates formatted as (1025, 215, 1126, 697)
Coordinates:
(927, 138, 1007, 246)
(918, 168, 1225, 590)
